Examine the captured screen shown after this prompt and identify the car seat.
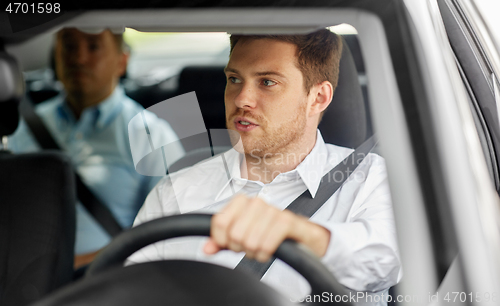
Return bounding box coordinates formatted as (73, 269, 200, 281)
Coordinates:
(319, 36, 369, 148)
(0, 52, 76, 306)
(176, 66, 228, 131)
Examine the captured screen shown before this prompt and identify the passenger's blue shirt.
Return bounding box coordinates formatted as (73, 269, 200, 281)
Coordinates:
(9, 86, 185, 254)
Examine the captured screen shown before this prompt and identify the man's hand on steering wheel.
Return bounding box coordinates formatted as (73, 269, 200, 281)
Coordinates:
(203, 194, 331, 262)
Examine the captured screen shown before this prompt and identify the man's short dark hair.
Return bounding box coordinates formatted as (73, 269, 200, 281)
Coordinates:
(229, 29, 343, 95)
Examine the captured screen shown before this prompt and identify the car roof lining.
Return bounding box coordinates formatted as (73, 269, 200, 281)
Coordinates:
(57, 9, 350, 34)
(5, 9, 356, 40)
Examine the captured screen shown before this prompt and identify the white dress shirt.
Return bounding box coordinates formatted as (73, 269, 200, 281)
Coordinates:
(128, 130, 402, 304)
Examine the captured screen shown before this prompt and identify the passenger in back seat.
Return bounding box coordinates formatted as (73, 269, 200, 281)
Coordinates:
(9, 27, 185, 268)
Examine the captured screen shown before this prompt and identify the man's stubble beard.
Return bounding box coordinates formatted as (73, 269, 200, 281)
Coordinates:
(227, 102, 308, 158)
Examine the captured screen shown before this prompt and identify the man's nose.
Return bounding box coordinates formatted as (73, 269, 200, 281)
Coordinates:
(69, 43, 89, 65)
(233, 83, 258, 109)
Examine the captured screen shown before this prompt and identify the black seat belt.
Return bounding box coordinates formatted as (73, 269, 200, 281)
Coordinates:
(19, 98, 123, 237)
(235, 135, 377, 278)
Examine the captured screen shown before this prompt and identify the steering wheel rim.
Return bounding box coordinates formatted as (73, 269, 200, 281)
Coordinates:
(86, 213, 351, 304)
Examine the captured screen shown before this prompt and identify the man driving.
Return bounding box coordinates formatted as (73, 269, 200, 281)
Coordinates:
(128, 29, 401, 304)
(9, 28, 184, 267)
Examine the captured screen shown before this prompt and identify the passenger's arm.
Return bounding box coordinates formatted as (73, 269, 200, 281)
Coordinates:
(74, 250, 101, 269)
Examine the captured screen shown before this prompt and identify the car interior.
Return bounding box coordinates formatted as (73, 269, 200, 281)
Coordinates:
(0, 24, 379, 305)
(1, 3, 477, 305)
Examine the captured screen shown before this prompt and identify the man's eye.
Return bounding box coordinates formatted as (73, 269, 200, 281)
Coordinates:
(88, 43, 100, 51)
(263, 79, 277, 86)
(229, 77, 242, 84)
(63, 43, 76, 51)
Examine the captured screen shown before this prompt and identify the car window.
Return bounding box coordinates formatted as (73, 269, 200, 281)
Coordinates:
(438, 0, 500, 193)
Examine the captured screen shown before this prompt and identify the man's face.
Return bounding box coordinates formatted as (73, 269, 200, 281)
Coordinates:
(224, 38, 311, 157)
(55, 28, 126, 101)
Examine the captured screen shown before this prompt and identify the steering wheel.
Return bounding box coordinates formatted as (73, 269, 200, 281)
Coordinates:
(34, 214, 352, 306)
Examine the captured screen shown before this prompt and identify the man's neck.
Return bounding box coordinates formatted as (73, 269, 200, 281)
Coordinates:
(242, 133, 317, 184)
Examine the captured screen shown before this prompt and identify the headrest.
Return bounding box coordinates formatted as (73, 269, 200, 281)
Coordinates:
(0, 52, 24, 137)
(177, 66, 227, 130)
(318, 38, 368, 148)
(177, 66, 226, 97)
(0, 53, 23, 102)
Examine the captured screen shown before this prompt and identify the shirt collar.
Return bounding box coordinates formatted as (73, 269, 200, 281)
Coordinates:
(214, 129, 329, 201)
(294, 130, 328, 198)
(214, 147, 245, 201)
(56, 85, 124, 129)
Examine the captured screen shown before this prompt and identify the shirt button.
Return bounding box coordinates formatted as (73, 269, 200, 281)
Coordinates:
(75, 132, 83, 140)
(262, 187, 268, 194)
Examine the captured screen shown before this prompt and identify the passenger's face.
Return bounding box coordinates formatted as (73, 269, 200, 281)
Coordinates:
(55, 28, 126, 101)
(224, 38, 310, 157)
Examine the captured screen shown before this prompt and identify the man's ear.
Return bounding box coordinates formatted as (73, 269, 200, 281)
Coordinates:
(116, 51, 129, 77)
(309, 81, 333, 117)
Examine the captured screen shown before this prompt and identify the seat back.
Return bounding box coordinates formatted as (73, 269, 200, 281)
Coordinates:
(0, 153, 76, 306)
(0, 52, 76, 306)
(176, 66, 227, 131)
(318, 37, 370, 148)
